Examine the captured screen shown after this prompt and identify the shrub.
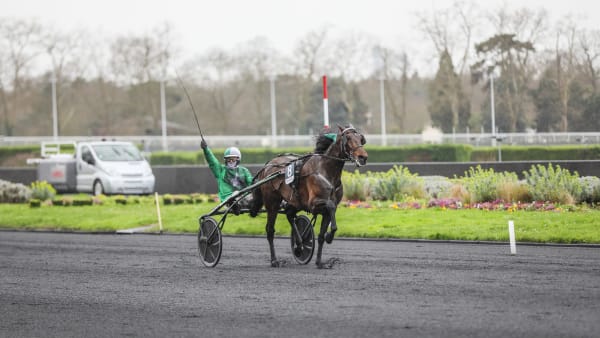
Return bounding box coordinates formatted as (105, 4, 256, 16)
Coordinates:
(190, 193, 205, 203)
(114, 195, 127, 205)
(173, 195, 186, 205)
(72, 199, 93, 206)
(592, 185, 600, 205)
(523, 164, 583, 204)
(92, 195, 106, 205)
(422, 176, 453, 199)
(447, 183, 472, 204)
(370, 165, 425, 201)
(29, 199, 41, 208)
(163, 194, 173, 205)
(458, 166, 519, 203)
(61, 197, 73, 206)
(580, 176, 600, 204)
(30, 181, 56, 201)
(497, 181, 532, 203)
(342, 170, 370, 201)
(0, 179, 32, 203)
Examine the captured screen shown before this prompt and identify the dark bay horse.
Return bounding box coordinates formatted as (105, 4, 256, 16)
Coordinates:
(250, 125, 368, 268)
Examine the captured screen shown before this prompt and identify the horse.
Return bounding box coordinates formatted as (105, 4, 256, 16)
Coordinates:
(250, 124, 368, 268)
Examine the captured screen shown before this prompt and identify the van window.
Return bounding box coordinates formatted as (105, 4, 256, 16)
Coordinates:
(92, 144, 143, 161)
(81, 146, 93, 163)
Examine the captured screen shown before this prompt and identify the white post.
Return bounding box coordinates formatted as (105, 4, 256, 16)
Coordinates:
(508, 220, 516, 255)
(270, 76, 277, 147)
(51, 74, 58, 141)
(380, 76, 387, 146)
(160, 80, 167, 151)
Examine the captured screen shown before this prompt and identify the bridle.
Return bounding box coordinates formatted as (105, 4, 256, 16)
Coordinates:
(318, 127, 366, 167)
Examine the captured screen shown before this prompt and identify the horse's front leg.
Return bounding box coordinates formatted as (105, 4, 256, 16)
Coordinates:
(315, 200, 340, 269)
(325, 204, 337, 244)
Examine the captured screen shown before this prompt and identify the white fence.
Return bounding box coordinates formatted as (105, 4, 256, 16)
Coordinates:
(1, 132, 599, 151)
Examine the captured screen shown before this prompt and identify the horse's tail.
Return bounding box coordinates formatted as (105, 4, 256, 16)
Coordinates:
(249, 174, 264, 218)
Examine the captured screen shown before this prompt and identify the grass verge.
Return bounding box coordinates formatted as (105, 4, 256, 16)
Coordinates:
(1, 200, 599, 244)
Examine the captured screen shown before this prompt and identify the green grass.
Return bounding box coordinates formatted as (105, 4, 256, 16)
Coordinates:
(1, 199, 599, 244)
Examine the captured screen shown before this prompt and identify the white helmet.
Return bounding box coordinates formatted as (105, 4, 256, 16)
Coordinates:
(224, 147, 242, 160)
(224, 147, 242, 168)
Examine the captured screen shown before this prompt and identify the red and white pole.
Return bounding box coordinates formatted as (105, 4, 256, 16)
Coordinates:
(322, 75, 329, 127)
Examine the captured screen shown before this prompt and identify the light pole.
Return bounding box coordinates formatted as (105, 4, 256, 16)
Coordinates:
(160, 78, 167, 151)
(373, 48, 387, 146)
(51, 72, 58, 141)
(380, 74, 387, 146)
(160, 56, 168, 151)
(490, 71, 496, 147)
(270, 75, 277, 147)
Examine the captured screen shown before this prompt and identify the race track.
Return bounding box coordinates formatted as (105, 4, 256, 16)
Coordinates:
(1, 231, 599, 337)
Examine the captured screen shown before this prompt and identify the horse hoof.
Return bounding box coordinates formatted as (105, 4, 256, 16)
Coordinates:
(327, 257, 341, 267)
(316, 257, 340, 269)
(271, 259, 288, 268)
(325, 232, 334, 244)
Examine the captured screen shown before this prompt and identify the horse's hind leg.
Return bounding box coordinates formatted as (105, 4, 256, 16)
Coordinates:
(285, 207, 303, 256)
(266, 210, 286, 267)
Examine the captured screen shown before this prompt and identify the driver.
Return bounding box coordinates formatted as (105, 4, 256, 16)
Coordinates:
(201, 139, 253, 209)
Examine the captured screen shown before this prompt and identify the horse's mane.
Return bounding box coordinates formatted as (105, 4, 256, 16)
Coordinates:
(314, 124, 357, 154)
(314, 133, 335, 154)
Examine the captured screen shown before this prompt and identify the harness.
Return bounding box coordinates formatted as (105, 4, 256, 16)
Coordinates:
(257, 127, 366, 203)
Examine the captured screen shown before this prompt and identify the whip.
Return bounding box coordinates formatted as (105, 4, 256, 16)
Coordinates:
(174, 70, 205, 142)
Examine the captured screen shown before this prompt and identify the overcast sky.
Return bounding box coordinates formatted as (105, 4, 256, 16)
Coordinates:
(3, 0, 600, 75)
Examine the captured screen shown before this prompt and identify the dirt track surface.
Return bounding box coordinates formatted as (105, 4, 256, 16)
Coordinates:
(1, 231, 599, 338)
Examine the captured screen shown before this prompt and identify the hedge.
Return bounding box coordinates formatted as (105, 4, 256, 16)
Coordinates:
(2, 144, 599, 166)
(0, 145, 39, 165)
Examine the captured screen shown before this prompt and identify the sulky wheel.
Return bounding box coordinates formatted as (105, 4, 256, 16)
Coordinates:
(198, 217, 222, 267)
(290, 215, 314, 264)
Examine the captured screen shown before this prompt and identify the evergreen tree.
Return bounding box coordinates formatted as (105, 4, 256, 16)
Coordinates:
(471, 34, 535, 132)
(428, 50, 470, 133)
(531, 68, 562, 131)
(579, 94, 600, 131)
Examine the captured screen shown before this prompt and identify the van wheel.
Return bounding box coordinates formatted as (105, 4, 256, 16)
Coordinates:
(93, 180, 104, 196)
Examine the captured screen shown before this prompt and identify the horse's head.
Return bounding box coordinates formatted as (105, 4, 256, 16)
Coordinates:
(338, 124, 368, 167)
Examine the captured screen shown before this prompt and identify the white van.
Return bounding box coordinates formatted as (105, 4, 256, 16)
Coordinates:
(35, 141, 155, 195)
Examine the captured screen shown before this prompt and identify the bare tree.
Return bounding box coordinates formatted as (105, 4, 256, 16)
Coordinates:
(475, 5, 548, 132)
(373, 45, 410, 132)
(486, 4, 548, 73)
(107, 24, 176, 133)
(41, 26, 87, 134)
(416, 1, 478, 132)
(0, 18, 42, 136)
(290, 27, 329, 131)
(234, 37, 284, 132)
(292, 27, 329, 81)
(579, 29, 600, 94)
(553, 18, 579, 131)
(187, 47, 247, 133)
(416, 0, 479, 76)
(325, 31, 373, 81)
